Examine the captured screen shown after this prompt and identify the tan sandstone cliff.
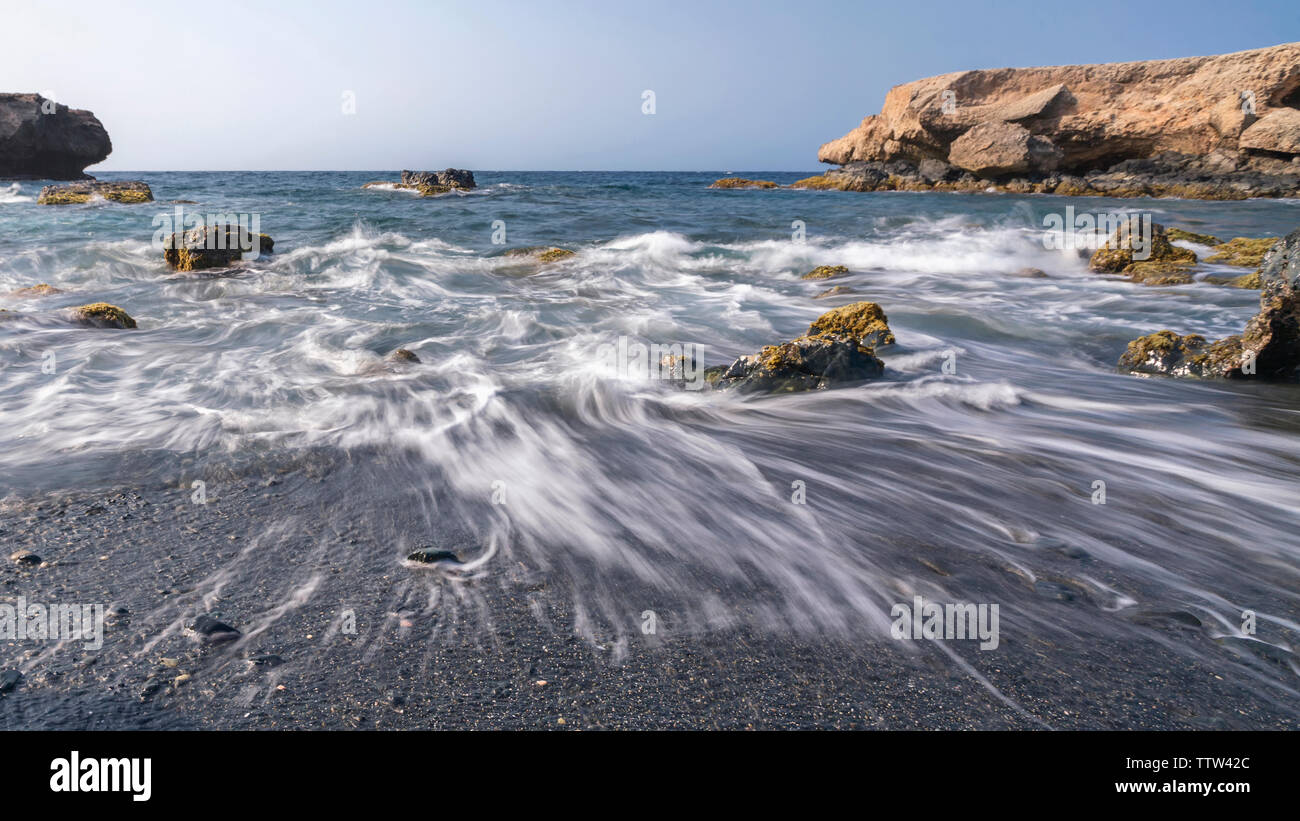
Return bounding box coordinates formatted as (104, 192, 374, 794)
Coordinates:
(810, 43, 1300, 198)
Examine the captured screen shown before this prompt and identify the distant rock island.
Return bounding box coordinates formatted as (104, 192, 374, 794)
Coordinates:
(806, 42, 1300, 199)
(0, 93, 111, 180)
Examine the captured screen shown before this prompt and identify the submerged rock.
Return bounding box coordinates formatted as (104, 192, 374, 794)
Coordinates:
(385, 348, 421, 364)
(801, 265, 848, 280)
(503, 246, 576, 263)
(814, 285, 857, 299)
(192, 614, 240, 641)
(37, 180, 152, 204)
(163, 224, 274, 271)
(709, 177, 778, 189)
(0, 93, 111, 180)
(7, 283, 64, 297)
(712, 301, 893, 393)
(67, 303, 136, 329)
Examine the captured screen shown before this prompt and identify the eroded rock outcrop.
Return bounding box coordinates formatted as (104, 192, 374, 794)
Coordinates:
(1119, 228, 1300, 380)
(814, 43, 1300, 199)
(714, 301, 894, 392)
(363, 169, 476, 196)
(0, 94, 112, 180)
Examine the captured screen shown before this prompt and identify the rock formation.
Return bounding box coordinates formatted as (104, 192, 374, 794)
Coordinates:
(712, 301, 894, 392)
(1119, 227, 1300, 380)
(363, 169, 477, 196)
(0, 93, 112, 180)
(38, 180, 152, 204)
(812, 43, 1300, 199)
(163, 225, 274, 272)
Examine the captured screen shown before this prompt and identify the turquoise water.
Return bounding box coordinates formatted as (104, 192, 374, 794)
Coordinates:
(2, 171, 1299, 707)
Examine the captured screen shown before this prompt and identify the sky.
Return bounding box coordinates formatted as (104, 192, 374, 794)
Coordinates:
(5, 0, 1298, 171)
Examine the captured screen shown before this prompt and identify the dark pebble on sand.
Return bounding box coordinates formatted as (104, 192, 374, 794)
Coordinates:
(0, 670, 21, 693)
(247, 654, 283, 667)
(193, 614, 241, 640)
(9, 550, 41, 566)
(406, 548, 461, 564)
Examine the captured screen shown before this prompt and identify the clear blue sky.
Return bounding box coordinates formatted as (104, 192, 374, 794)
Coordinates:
(5, 0, 1297, 171)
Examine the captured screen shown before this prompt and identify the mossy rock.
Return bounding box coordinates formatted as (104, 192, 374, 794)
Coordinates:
(8, 283, 64, 297)
(1118, 330, 1244, 378)
(1205, 271, 1263, 289)
(504, 246, 576, 263)
(1089, 221, 1197, 284)
(806, 301, 895, 347)
(1127, 261, 1194, 286)
(163, 227, 274, 271)
(802, 265, 848, 281)
(709, 178, 778, 189)
(814, 285, 857, 299)
(68, 303, 137, 329)
(1166, 228, 1222, 246)
(37, 181, 153, 205)
(1205, 237, 1281, 268)
(789, 175, 849, 191)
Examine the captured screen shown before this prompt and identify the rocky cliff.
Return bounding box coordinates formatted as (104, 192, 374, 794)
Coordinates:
(0, 93, 112, 180)
(811, 43, 1300, 199)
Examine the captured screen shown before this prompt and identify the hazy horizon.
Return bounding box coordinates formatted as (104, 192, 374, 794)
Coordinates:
(6, 0, 1298, 172)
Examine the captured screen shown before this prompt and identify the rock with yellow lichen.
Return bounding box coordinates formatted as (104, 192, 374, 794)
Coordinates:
(709, 178, 778, 189)
(801, 265, 848, 280)
(1205, 237, 1281, 268)
(7, 283, 64, 297)
(1089, 221, 1197, 285)
(711, 301, 894, 392)
(1118, 226, 1300, 381)
(1166, 228, 1222, 246)
(66, 302, 137, 329)
(1117, 331, 1242, 377)
(37, 181, 153, 205)
(163, 224, 274, 271)
(804, 300, 896, 348)
(503, 246, 576, 264)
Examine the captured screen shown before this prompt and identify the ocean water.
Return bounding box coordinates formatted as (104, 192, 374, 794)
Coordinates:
(2, 171, 1299, 709)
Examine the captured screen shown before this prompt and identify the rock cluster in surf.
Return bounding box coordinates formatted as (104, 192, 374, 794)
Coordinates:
(363, 169, 477, 196)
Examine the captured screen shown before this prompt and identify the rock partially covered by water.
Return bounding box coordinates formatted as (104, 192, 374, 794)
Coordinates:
(802, 265, 848, 280)
(163, 225, 274, 271)
(1089, 221, 1197, 285)
(66, 302, 137, 329)
(0, 93, 112, 180)
(709, 177, 778, 189)
(1118, 228, 1300, 380)
(1118, 331, 1244, 378)
(503, 246, 576, 263)
(403, 169, 475, 190)
(37, 180, 152, 204)
(714, 301, 893, 392)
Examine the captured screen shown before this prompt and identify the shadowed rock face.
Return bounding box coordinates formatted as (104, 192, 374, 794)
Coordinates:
(816, 43, 1300, 197)
(0, 94, 112, 180)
